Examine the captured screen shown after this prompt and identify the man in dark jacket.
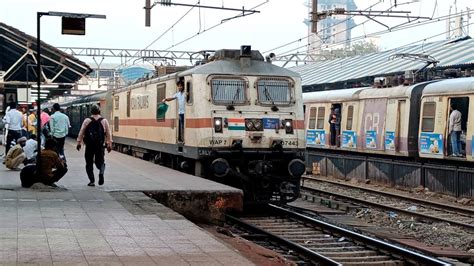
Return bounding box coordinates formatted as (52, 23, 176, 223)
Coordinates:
(76, 105, 112, 187)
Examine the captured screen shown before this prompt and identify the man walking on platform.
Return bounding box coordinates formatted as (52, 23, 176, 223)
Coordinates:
(76, 105, 112, 186)
(50, 103, 70, 159)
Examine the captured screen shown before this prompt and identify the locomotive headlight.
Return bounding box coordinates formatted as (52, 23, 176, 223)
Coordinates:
(246, 120, 254, 130)
(214, 117, 223, 133)
(254, 119, 263, 131)
(284, 119, 294, 134)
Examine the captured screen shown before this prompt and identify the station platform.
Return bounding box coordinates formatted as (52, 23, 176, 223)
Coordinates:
(0, 139, 249, 265)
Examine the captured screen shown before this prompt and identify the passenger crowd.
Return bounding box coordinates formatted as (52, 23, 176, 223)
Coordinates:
(1, 102, 112, 188)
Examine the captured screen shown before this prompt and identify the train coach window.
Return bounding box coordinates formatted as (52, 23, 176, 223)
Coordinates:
(186, 81, 193, 104)
(156, 84, 166, 121)
(211, 78, 246, 105)
(317, 107, 325, 129)
(114, 117, 119, 132)
(256, 79, 292, 105)
(114, 96, 119, 110)
(156, 84, 166, 104)
(346, 105, 354, 130)
(126, 91, 131, 117)
(309, 107, 317, 129)
(422, 102, 436, 132)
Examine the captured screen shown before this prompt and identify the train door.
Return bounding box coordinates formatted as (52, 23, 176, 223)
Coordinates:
(396, 100, 407, 152)
(448, 97, 469, 157)
(330, 103, 342, 147)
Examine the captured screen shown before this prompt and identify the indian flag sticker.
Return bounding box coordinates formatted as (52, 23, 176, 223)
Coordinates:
(228, 118, 245, 130)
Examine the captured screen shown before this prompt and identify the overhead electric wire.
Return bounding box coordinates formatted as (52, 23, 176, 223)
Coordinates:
(263, 0, 383, 54)
(283, 1, 434, 56)
(278, 10, 474, 59)
(117, 1, 200, 68)
(165, 0, 269, 50)
(263, 0, 422, 55)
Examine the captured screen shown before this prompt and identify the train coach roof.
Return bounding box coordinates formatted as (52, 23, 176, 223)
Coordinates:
(61, 90, 107, 107)
(303, 88, 366, 103)
(422, 77, 474, 96)
(179, 59, 301, 78)
(357, 85, 416, 98)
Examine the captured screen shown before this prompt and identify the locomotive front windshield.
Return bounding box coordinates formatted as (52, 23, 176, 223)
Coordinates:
(211, 78, 246, 105)
(257, 79, 292, 105)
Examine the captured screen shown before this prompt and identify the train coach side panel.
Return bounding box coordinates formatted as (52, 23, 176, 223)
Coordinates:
(112, 80, 178, 146)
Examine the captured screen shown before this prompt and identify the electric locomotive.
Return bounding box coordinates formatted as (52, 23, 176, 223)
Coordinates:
(104, 46, 305, 203)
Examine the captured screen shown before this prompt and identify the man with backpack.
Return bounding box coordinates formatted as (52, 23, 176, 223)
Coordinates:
(76, 105, 112, 186)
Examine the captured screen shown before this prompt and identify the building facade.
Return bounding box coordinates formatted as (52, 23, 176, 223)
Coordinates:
(308, 0, 357, 52)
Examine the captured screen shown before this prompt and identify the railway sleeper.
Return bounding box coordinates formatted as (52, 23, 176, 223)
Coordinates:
(319, 250, 378, 257)
(308, 246, 366, 252)
(265, 230, 327, 236)
(331, 255, 399, 263)
(279, 237, 338, 243)
(303, 241, 354, 248)
(338, 260, 404, 266)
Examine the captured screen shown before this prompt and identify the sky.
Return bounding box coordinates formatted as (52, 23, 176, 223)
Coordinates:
(0, 0, 473, 66)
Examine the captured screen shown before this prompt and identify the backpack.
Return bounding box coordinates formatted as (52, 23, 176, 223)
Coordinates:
(84, 117, 105, 146)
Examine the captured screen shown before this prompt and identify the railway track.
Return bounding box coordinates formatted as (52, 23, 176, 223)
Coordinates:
(226, 204, 450, 265)
(301, 176, 474, 230)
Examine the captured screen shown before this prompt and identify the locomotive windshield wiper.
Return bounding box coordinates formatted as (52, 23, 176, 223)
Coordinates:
(263, 85, 275, 105)
(231, 86, 241, 105)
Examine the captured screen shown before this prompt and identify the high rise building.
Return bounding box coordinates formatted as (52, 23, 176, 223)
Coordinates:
(307, 0, 356, 53)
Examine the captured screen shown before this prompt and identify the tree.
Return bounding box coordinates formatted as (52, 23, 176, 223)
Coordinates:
(321, 40, 380, 59)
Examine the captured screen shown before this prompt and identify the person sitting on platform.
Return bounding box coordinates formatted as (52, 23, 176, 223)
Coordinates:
(23, 134, 38, 165)
(4, 137, 27, 170)
(21, 138, 67, 188)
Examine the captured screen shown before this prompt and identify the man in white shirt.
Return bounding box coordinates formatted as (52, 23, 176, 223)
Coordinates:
(162, 80, 186, 142)
(23, 134, 38, 164)
(4, 103, 23, 156)
(449, 104, 462, 157)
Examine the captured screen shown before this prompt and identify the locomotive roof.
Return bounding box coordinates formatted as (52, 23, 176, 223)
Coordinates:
(179, 58, 301, 78)
(422, 77, 474, 96)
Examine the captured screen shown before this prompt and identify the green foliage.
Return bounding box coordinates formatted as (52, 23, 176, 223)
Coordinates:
(322, 40, 380, 59)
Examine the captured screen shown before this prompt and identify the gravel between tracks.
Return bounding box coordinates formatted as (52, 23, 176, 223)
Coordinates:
(354, 208, 474, 251)
(305, 178, 474, 252)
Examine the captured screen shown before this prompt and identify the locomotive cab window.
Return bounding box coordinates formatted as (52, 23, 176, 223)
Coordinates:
(156, 83, 166, 121)
(126, 91, 131, 117)
(211, 78, 246, 105)
(186, 81, 193, 104)
(308, 107, 317, 129)
(421, 102, 436, 132)
(256, 78, 292, 105)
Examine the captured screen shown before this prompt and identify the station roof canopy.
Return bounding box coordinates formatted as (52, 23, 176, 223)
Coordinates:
(0, 21, 91, 91)
(291, 36, 474, 89)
